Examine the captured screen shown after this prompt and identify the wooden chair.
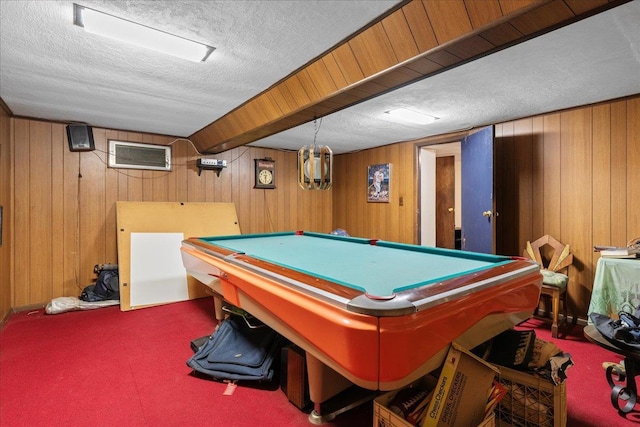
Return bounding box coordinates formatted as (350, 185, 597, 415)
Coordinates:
(523, 235, 574, 338)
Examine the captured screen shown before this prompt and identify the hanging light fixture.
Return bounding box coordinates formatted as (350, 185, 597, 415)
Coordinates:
(297, 118, 332, 190)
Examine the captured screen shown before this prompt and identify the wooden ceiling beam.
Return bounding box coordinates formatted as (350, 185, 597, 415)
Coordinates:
(190, 0, 628, 154)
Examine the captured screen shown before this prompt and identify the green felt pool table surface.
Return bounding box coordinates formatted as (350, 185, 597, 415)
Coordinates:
(196, 231, 511, 297)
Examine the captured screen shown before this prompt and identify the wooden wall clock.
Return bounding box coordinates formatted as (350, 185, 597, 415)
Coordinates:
(254, 158, 276, 189)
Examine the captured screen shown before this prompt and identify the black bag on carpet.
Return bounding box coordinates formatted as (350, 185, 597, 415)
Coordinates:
(590, 311, 640, 351)
(79, 264, 119, 302)
(186, 316, 283, 382)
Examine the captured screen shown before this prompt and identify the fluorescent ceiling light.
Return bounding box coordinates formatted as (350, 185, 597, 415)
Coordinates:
(73, 4, 215, 62)
(385, 108, 439, 125)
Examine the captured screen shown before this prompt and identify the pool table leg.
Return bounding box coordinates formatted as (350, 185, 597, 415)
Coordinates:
(213, 295, 224, 325)
(306, 353, 352, 406)
(305, 353, 377, 424)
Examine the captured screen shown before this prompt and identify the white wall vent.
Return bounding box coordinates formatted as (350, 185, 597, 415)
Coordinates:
(108, 140, 171, 171)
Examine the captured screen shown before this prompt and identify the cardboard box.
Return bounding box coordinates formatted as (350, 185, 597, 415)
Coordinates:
(422, 342, 500, 427)
(374, 401, 495, 427)
(373, 342, 499, 427)
(373, 375, 438, 427)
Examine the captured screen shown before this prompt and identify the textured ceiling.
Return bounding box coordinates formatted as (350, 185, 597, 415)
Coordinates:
(1, 1, 640, 154)
(253, 0, 640, 153)
(0, 0, 399, 137)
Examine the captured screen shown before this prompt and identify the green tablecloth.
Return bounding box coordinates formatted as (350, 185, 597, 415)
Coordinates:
(588, 257, 640, 322)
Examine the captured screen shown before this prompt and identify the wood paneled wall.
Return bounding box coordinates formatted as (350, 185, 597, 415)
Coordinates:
(2, 95, 639, 320)
(494, 97, 640, 318)
(333, 143, 417, 244)
(0, 106, 11, 320)
(5, 121, 331, 310)
(335, 95, 640, 319)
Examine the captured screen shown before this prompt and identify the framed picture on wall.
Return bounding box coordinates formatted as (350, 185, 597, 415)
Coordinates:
(367, 163, 390, 203)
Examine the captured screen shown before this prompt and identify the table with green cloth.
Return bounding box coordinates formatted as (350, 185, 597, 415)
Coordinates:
(588, 257, 640, 321)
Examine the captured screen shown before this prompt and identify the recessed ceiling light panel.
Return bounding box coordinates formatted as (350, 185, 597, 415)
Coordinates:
(73, 3, 215, 62)
(385, 108, 439, 125)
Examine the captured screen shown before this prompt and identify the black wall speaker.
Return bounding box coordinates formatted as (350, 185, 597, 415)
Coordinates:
(66, 124, 95, 152)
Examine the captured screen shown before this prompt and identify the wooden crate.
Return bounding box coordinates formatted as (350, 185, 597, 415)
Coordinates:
(373, 372, 496, 427)
(495, 366, 567, 427)
(373, 396, 495, 427)
(373, 378, 435, 427)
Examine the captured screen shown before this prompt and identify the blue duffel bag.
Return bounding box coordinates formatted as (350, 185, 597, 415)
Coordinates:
(186, 315, 283, 382)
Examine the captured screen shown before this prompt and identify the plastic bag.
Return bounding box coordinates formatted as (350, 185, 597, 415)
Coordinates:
(45, 296, 119, 314)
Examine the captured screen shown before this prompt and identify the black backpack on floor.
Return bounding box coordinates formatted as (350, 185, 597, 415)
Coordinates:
(80, 265, 119, 302)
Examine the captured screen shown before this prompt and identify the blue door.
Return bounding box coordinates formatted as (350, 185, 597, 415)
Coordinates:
(461, 126, 494, 253)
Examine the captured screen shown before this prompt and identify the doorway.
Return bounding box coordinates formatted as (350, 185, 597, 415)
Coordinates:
(419, 142, 461, 248)
(419, 126, 496, 253)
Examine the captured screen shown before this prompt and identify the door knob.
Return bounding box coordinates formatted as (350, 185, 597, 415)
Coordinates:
(448, 207, 454, 212)
(482, 210, 493, 218)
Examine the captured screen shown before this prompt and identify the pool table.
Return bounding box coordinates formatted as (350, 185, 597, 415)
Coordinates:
(181, 231, 541, 422)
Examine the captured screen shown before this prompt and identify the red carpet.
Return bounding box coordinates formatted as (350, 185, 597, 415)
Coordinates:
(1, 298, 639, 426)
